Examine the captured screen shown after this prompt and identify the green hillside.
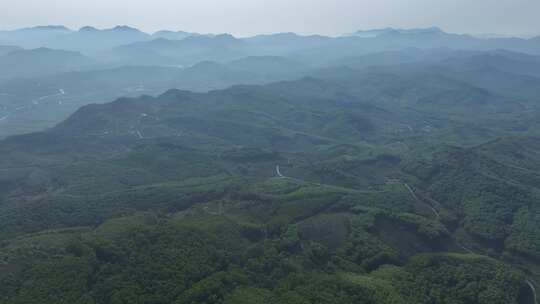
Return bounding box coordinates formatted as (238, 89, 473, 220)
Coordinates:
(1, 69, 540, 303)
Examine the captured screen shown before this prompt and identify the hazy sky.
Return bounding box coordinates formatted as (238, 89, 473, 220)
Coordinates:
(1, 0, 540, 37)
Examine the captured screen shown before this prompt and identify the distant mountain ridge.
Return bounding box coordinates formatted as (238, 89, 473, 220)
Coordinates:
(0, 25, 192, 52)
(0, 47, 94, 80)
(18, 25, 71, 32)
(346, 27, 444, 38)
(2, 25, 540, 56)
(3, 24, 540, 139)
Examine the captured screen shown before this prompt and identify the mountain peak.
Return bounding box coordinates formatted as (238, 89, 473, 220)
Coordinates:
(184, 33, 239, 43)
(111, 25, 141, 32)
(20, 25, 71, 32)
(348, 27, 444, 38)
(79, 26, 99, 32)
(214, 33, 237, 40)
(151, 30, 192, 40)
(153, 30, 189, 35)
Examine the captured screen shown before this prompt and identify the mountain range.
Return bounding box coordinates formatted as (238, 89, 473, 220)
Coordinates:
(1, 25, 540, 55)
(1, 61, 539, 303)
(1, 24, 540, 303)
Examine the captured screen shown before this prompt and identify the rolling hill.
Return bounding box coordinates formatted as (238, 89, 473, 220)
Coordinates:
(0, 75, 537, 303)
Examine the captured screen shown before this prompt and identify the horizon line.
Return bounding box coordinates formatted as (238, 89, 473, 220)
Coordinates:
(1, 24, 538, 39)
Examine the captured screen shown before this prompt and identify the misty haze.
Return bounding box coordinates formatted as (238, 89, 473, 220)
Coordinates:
(0, 1, 540, 303)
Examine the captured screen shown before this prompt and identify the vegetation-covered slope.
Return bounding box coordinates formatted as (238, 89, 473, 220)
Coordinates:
(1, 68, 539, 303)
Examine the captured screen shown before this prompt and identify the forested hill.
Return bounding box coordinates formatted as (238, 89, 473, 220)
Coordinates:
(1, 69, 540, 303)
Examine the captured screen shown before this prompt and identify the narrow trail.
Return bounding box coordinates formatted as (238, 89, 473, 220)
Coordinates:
(136, 130, 144, 139)
(272, 164, 382, 195)
(276, 165, 285, 178)
(402, 182, 476, 256)
(458, 243, 474, 254)
(402, 183, 478, 256)
(32, 88, 66, 105)
(403, 183, 439, 218)
(527, 280, 538, 304)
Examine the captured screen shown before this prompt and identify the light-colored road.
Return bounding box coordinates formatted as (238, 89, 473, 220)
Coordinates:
(272, 164, 383, 196)
(0, 116, 7, 122)
(458, 243, 474, 254)
(404, 183, 439, 218)
(527, 280, 538, 304)
(136, 130, 144, 139)
(276, 165, 285, 178)
(32, 89, 66, 105)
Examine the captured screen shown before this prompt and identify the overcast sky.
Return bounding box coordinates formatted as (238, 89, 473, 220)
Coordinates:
(1, 0, 539, 37)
